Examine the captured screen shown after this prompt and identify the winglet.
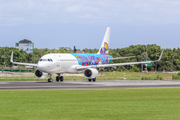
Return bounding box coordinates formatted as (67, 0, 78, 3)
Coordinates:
(154, 50, 164, 62)
(10, 51, 38, 66)
(10, 52, 13, 63)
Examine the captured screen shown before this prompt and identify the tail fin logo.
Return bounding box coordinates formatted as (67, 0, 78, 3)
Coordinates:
(100, 42, 109, 55)
(104, 42, 108, 50)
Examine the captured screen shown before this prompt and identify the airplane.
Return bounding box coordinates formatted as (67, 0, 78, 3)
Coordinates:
(10, 27, 164, 82)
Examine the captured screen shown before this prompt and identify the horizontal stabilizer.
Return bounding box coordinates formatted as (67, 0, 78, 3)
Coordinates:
(108, 56, 135, 60)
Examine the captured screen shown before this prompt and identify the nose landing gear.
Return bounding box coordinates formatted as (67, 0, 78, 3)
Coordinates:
(48, 78, 53, 82)
(48, 74, 53, 82)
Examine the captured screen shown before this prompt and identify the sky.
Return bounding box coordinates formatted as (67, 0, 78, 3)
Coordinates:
(0, 0, 180, 50)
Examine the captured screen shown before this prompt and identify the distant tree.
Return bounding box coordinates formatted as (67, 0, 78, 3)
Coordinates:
(1, 44, 180, 71)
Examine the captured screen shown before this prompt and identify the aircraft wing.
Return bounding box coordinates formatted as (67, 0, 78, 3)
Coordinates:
(108, 56, 135, 60)
(76, 50, 164, 70)
(10, 52, 38, 67)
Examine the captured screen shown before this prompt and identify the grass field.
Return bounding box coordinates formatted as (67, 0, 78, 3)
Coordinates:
(0, 72, 178, 81)
(1, 88, 180, 120)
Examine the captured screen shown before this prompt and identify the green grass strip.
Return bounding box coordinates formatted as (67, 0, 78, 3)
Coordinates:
(0, 88, 180, 120)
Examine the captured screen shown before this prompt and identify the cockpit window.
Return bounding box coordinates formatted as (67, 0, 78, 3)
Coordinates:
(40, 59, 53, 62)
(48, 59, 53, 62)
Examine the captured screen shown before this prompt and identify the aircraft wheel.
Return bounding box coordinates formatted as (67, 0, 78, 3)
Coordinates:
(60, 76, 64, 82)
(93, 78, 96, 82)
(56, 76, 60, 82)
(88, 79, 91, 82)
(48, 78, 53, 82)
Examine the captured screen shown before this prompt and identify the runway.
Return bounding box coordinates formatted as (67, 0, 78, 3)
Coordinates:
(1, 80, 180, 90)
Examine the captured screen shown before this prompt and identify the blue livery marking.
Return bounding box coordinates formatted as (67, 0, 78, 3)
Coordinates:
(71, 53, 113, 66)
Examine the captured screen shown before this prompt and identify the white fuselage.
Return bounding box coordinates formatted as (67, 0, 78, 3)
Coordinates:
(37, 54, 79, 74)
(37, 53, 112, 74)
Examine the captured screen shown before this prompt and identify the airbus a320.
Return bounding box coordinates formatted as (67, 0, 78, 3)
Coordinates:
(11, 27, 163, 82)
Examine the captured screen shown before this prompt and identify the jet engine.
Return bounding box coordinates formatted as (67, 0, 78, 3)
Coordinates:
(35, 69, 48, 79)
(84, 68, 99, 79)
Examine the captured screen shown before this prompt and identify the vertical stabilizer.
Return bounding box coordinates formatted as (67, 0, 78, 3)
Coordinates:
(98, 27, 110, 55)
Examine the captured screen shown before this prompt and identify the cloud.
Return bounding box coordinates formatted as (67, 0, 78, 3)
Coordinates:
(79, 14, 93, 19)
(65, 5, 82, 13)
(0, 0, 180, 26)
(65, 5, 99, 13)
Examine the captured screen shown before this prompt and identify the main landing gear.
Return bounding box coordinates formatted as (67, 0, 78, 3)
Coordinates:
(88, 78, 96, 82)
(47, 74, 64, 82)
(56, 74, 64, 82)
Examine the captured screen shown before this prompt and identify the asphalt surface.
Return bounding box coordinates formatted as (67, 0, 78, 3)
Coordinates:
(1, 80, 180, 90)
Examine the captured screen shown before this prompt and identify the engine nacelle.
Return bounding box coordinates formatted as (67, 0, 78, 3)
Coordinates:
(84, 68, 99, 79)
(35, 69, 48, 79)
